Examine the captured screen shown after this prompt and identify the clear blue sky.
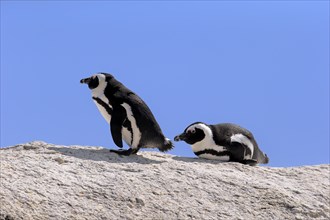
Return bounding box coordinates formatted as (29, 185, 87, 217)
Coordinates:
(1, 1, 329, 167)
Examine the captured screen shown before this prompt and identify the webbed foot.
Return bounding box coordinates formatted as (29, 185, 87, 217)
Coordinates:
(243, 159, 258, 166)
(109, 148, 139, 156)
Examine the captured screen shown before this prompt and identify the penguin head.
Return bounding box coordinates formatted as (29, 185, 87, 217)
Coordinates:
(80, 73, 114, 90)
(174, 122, 208, 145)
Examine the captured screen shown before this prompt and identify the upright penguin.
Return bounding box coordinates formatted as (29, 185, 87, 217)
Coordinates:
(80, 73, 173, 155)
(174, 122, 269, 165)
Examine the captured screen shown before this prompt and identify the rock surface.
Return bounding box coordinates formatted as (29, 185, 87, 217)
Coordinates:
(0, 141, 329, 220)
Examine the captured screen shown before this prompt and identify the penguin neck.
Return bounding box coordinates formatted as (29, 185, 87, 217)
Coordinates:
(91, 83, 107, 98)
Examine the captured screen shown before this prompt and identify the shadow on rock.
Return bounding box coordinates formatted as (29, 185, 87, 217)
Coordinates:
(172, 156, 226, 164)
(48, 147, 164, 164)
(172, 156, 269, 168)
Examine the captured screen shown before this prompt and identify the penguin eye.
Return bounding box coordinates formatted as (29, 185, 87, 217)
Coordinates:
(191, 129, 196, 134)
(88, 75, 99, 89)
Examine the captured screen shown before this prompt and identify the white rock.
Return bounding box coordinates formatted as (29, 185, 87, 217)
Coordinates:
(0, 141, 329, 220)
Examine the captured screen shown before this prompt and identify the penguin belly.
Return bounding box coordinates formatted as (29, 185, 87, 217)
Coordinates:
(121, 127, 132, 146)
(198, 153, 230, 161)
(121, 103, 142, 148)
(121, 119, 134, 148)
(192, 142, 230, 161)
(95, 101, 137, 149)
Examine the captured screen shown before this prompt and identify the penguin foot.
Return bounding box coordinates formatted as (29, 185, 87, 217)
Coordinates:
(243, 159, 258, 166)
(109, 148, 139, 156)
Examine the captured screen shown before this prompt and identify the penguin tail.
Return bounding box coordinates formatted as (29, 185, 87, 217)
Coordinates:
(261, 153, 269, 164)
(158, 138, 174, 152)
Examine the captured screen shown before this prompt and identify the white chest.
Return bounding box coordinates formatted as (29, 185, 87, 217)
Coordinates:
(91, 82, 112, 124)
(93, 94, 112, 124)
(191, 139, 230, 161)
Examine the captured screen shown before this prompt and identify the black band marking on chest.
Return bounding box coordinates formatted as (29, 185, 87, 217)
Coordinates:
(92, 97, 113, 115)
(194, 149, 230, 157)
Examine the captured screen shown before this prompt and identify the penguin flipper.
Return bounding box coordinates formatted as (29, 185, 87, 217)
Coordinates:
(230, 142, 259, 165)
(229, 142, 249, 162)
(110, 105, 127, 148)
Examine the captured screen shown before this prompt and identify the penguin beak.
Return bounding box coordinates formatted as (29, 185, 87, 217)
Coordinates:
(174, 133, 186, 142)
(80, 77, 91, 84)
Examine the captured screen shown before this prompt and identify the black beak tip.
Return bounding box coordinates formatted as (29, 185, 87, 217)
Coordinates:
(80, 78, 90, 84)
(174, 135, 181, 142)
